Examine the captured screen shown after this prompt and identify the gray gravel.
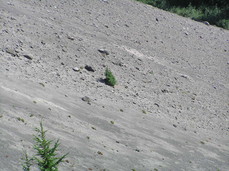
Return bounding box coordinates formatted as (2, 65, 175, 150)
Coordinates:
(0, 0, 228, 170)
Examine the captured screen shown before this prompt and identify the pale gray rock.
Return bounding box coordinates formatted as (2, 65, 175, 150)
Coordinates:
(81, 96, 91, 104)
(5, 48, 18, 57)
(72, 67, 80, 72)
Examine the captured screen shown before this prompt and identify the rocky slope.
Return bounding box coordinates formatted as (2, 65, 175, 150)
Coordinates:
(0, 0, 228, 170)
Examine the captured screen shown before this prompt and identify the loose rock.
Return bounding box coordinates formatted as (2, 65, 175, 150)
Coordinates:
(98, 49, 109, 56)
(82, 96, 91, 104)
(23, 54, 33, 60)
(85, 65, 96, 72)
(67, 35, 75, 40)
(73, 67, 80, 72)
(5, 48, 18, 57)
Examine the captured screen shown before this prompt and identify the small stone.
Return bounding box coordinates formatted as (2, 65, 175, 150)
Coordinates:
(23, 54, 33, 60)
(85, 65, 96, 72)
(62, 48, 67, 52)
(100, 0, 108, 3)
(161, 89, 169, 93)
(173, 124, 177, 128)
(67, 35, 74, 40)
(202, 21, 210, 26)
(73, 67, 80, 72)
(91, 126, 96, 130)
(112, 61, 124, 67)
(82, 96, 91, 104)
(135, 149, 140, 152)
(97, 151, 103, 155)
(98, 49, 109, 56)
(154, 103, 159, 107)
(5, 48, 17, 56)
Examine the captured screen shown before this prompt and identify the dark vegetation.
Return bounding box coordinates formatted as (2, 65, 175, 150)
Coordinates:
(136, 0, 229, 30)
(105, 68, 117, 87)
(22, 122, 68, 171)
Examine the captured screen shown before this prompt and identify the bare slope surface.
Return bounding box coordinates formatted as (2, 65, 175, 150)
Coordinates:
(0, 0, 228, 170)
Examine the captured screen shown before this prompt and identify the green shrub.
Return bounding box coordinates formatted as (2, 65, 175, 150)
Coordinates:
(22, 122, 68, 171)
(135, 0, 229, 30)
(217, 19, 229, 29)
(105, 68, 117, 87)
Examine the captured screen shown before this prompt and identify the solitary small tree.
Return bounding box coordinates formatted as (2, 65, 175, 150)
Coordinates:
(22, 122, 68, 171)
(105, 68, 117, 87)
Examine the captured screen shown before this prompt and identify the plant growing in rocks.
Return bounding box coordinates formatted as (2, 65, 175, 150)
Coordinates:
(105, 68, 117, 87)
(22, 122, 68, 171)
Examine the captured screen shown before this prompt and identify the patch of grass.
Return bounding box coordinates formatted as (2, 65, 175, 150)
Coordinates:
(21, 122, 68, 171)
(105, 68, 117, 87)
(142, 110, 147, 114)
(17, 117, 25, 123)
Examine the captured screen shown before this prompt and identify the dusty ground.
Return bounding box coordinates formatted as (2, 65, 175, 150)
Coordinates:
(0, 0, 228, 170)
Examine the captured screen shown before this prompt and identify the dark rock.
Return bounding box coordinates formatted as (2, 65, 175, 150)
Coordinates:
(161, 89, 169, 93)
(91, 126, 96, 130)
(135, 149, 140, 152)
(154, 103, 159, 107)
(97, 151, 103, 155)
(67, 35, 74, 40)
(85, 65, 96, 72)
(23, 54, 33, 60)
(98, 49, 109, 56)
